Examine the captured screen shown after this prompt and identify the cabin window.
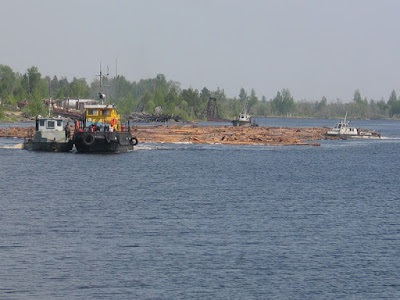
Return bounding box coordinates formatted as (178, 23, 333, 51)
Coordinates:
(102, 110, 110, 116)
(47, 120, 55, 129)
(57, 120, 62, 127)
(87, 109, 98, 116)
(39, 119, 45, 127)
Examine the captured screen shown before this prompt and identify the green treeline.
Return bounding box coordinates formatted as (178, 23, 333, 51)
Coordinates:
(1, 64, 400, 120)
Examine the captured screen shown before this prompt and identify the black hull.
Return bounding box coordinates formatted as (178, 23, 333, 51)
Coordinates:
(23, 140, 74, 152)
(232, 120, 251, 127)
(74, 131, 136, 153)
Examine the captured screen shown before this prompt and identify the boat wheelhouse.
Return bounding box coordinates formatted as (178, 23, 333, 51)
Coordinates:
(232, 113, 252, 126)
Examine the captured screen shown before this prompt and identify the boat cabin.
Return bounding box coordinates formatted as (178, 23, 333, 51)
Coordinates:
(332, 120, 348, 130)
(238, 113, 251, 122)
(84, 104, 120, 131)
(36, 116, 67, 132)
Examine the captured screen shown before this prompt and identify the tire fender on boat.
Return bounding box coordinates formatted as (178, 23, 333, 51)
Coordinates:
(105, 132, 111, 143)
(130, 137, 138, 146)
(50, 141, 58, 151)
(83, 133, 95, 146)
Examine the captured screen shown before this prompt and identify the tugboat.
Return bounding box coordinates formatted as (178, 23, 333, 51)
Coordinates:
(232, 112, 252, 127)
(326, 113, 381, 139)
(232, 98, 252, 126)
(23, 115, 74, 152)
(73, 102, 138, 153)
(72, 68, 138, 153)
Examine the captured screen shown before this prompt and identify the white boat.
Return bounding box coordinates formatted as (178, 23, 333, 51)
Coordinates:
(232, 99, 252, 126)
(23, 115, 74, 152)
(326, 114, 381, 139)
(232, 113, 251, 127)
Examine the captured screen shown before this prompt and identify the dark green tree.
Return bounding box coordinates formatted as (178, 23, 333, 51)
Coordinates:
(25, 66, 47, 99)
(353, 89, 363, 103)
(272, 91, 283, 114)
(69, 77, 90, 98)
(272, 88, 295, 115)
(0, 65, 18, 104)
(180, 88, 199, 118)
(376, 98, 388, 115)
(231, 88, 248, 117)
(55, 77, 70, 98)
(112, 75, 133, 100)
(387, 89, 400, 117)
(164, 84, 180, 114)
(248, 89, 258, 112)
(19, 67, 47, 116)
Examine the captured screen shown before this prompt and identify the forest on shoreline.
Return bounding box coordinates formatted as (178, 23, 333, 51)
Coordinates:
(1, 64, 400, 121)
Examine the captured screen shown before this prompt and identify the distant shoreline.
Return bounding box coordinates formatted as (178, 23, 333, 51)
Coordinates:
(1, 109, 399, 124)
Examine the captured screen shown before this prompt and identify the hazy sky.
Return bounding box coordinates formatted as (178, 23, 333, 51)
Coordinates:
(2, 0, 400, 101)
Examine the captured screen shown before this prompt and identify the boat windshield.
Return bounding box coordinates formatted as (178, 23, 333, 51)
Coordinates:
(47, 120, 55, 129)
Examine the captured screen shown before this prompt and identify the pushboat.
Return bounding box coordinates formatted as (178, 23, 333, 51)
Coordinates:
(325, 114, 381, 139)
(73, 103, 138, 153)
(23, 115, 74, 152)
(73, 66, 138, 153)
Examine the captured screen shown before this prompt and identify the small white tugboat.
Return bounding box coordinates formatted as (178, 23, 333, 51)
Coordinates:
(326, 113, 381, 139)
(23, 115, 74, 152)
(232, 113, 252, 127)
(232, 98, 252, 126)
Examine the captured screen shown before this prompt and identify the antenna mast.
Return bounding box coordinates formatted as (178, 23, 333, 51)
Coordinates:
(97, 63, 103, 90)
(97, 63, 106, 104)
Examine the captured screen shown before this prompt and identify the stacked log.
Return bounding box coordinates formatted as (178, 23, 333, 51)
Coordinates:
(133, 125, 327, 146)
(0, 127, 33, 138)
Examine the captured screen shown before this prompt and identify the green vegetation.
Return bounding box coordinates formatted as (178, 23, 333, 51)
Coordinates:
(1, 64, 400, 121)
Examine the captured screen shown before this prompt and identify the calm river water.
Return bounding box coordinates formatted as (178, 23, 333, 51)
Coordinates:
(1, 118, 400, 299)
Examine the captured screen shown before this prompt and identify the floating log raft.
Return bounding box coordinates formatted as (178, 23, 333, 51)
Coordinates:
(132, 125, 327, 146)
(1, 124, 329, 146)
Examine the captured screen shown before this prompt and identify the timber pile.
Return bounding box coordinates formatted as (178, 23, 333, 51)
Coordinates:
(132, 125, 327, 146)
(0, 127, 33, 138)
(0, 125, 328, 146)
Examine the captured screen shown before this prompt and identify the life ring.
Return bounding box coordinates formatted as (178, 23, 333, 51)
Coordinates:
(130, 137, 138, 146)
(83, 133, 95, 146)
(110, 118, 116, 126)
(50, 141, 58, 151)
